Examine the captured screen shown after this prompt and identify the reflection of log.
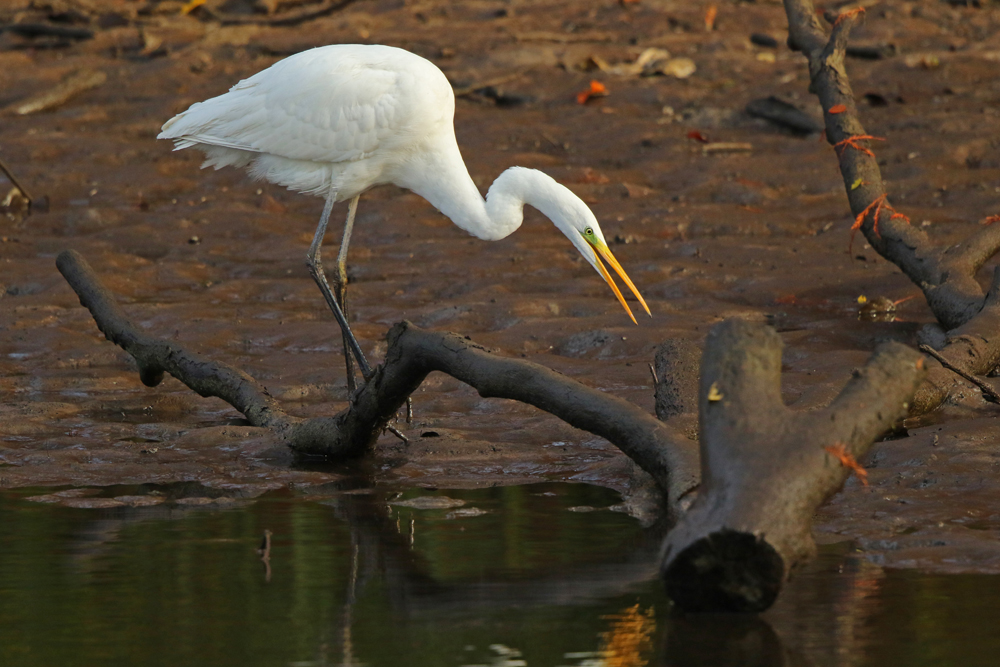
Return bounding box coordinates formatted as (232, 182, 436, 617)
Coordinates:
(663, 614, 809, 666)
(784, 0, 1000, 414)
(660, 320, 925, 612)
(57, 251, 926, 611)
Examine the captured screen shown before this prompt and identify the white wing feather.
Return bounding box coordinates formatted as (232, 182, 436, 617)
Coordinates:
(160, 45, 449, 166)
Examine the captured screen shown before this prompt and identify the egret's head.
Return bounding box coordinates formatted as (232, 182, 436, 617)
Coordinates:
(493, 167, 650, 323)
(560, 204, 651, 325)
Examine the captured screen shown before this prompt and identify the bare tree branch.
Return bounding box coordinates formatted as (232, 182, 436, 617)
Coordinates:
(785, 0, 999, 330)
(784, 0, 1000, 414)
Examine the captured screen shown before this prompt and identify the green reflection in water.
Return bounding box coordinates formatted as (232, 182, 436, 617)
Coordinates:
(0, 483, 663, 667)
(3, 482, 1000, 667)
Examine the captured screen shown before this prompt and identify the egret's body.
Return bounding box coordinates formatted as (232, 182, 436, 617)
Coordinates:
(159, 44, 648, 387)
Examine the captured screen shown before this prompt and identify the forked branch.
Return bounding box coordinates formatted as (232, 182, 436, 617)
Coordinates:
(56, 249, 699, 512)
(784, 0, 1000, 411)
(785, 0, 1000, 330)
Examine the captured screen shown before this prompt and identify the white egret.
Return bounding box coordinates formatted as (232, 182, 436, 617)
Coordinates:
(159, 44, 650, 387)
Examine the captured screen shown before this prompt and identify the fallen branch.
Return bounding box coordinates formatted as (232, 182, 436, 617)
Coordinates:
(55, 249, 700, 512)
(784, 0, 1000, 413)
(660, 319, 926, 612)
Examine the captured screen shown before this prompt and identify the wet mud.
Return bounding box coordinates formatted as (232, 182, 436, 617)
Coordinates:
(2, 0, 1000, 572)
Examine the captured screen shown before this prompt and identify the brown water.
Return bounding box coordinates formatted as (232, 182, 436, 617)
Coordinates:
(2, 482, 1000, 667)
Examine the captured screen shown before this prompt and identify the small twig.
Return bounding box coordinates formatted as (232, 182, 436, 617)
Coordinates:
(0, 155, 33, 207)
(648, 362, 658, 385)
(453, 71, 528, 97)
(200, 0, 360, 26)
(386, 424, 409, 444)
(511, 30, 615, 43)
(919, 345, 1000, 403)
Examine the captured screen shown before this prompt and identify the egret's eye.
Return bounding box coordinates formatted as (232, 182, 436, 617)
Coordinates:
(584, 227, 594, 236)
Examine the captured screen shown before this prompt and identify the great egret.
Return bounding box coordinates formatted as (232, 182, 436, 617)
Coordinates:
(159, 44, 650, 387)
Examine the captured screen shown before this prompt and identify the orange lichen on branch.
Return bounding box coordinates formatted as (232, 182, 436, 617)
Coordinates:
(576, 80, 608, 105)
(889, 210, 911, 226)
(833, 6, 865, 27)
(828, 104, 847, 114)
(849, 194, 910, 251)
(983, 215, 1000, 225)
(834, 134, 885, 159)
(824, 443, 869, 487)
(850, 194, 886, 252)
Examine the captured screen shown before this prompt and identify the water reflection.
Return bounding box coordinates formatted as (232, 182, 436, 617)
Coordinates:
(1, 483, 999, 667)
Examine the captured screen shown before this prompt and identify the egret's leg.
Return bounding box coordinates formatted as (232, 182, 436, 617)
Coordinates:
(334, 195, 413, 422)
(334, 195, 361, 392)
(306, 189, 373, 386)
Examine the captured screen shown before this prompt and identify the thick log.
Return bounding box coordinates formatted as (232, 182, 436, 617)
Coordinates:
(660, 320, 926, 612)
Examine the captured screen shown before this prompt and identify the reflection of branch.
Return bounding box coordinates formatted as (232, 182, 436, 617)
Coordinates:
(660, 320, 926, 612)
(784, 0, 1000, 414)
(257, 529, 272, 583)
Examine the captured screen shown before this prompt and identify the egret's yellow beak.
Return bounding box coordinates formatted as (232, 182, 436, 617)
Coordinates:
(586, 239, 651, 324)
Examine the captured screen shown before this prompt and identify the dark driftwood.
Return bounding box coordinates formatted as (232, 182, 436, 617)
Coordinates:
(55, 249, 700, 511)
(660, 320, 927, 612)
(784, 0, 1000, 412)
(58, 250, 928, 611)
(56, 249, 355, 453)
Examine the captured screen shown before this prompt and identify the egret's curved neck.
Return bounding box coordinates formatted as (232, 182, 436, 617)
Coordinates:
(398, 143, 577, 242)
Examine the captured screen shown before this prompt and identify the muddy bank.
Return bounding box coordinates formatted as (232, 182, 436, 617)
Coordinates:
(2, 0, 1000, 571)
